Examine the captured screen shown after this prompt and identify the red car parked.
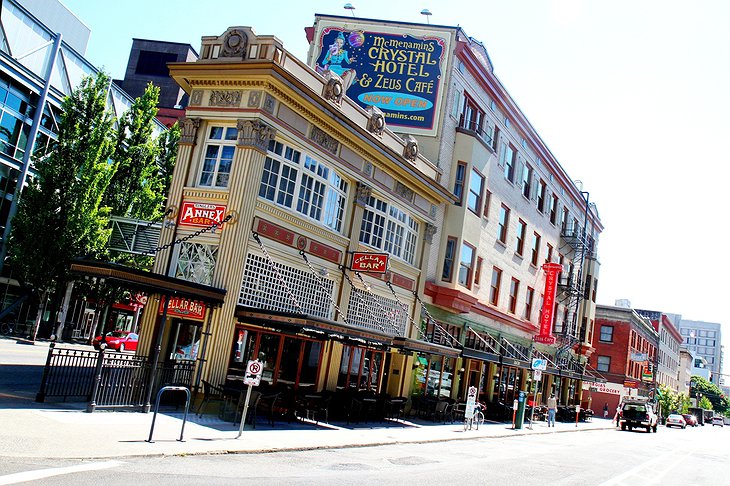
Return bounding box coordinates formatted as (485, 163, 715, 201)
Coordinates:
(92, 331, 138, 352)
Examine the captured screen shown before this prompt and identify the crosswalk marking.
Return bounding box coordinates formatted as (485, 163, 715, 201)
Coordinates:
(0, 460, 122, 485)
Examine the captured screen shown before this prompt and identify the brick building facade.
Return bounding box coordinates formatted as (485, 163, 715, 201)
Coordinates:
(588, 305, 658, 414)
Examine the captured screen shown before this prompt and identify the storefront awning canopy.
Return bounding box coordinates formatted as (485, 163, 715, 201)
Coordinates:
(391, 336, 461, 358)
(462, 347, 500, 363)
(70, 259, 226, 305)
(235, 306, 393, 347)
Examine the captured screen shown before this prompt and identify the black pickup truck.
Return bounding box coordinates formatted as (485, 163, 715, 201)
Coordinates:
(618, 400, 658, 433)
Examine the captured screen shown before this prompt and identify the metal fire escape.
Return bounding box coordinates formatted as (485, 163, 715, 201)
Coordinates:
(556, 190, 593, 367)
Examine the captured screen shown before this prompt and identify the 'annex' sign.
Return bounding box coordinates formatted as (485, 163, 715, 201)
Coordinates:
(350, 252, 389, 274)
(179, 201, 227, 229)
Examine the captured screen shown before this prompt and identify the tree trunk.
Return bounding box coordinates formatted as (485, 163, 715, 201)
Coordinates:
(31, 290, 47, 341)
(54, 281, 74, 342)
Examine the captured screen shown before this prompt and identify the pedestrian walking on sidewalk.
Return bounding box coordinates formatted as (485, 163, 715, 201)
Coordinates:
(547, 394, 557, 427)
(603, 402, 609, 418)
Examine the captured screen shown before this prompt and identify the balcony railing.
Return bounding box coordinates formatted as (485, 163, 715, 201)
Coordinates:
(457, 114, 495, 150)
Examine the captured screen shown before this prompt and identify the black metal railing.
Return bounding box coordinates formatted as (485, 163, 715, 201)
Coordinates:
(37, 343, 195, 411)
(458, 114, 495, 149)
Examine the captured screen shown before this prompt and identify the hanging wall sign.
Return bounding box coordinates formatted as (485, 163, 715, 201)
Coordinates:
(350, 252, 389, 273)
(159, 297, 205, 321)
(178, 201, 228, 229)
(534, 262, 563, 345)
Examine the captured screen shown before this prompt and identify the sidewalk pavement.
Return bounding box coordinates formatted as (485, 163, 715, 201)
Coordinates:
(0, 403, 616, 460)
(0, 337, 614, 460)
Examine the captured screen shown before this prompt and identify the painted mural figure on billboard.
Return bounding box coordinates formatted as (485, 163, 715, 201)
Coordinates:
(320, 32, 358, 91)
(314, 25, 447, 132)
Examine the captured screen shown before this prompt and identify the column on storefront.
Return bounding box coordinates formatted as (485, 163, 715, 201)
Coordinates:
(203, 119, 277, 386)
(138, 118, 201, 356)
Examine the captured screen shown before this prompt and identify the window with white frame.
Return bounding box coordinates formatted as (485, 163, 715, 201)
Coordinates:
(359, 196, 419, 265)
(259, 140, 349, 232)
(199, 126, 237, 188)
(458, 242, 475, 288)
(175, 242, 218, 285)
(467, 168, 484, 214)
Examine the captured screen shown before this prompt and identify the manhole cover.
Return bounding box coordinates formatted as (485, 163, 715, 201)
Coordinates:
(388, 456, 437, 466)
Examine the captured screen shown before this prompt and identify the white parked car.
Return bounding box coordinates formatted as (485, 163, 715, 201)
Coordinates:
(711, 416, 724, 427)
(665, 413, 686, 429)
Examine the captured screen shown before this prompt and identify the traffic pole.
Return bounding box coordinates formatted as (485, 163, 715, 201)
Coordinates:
(236, 384, 253, 439)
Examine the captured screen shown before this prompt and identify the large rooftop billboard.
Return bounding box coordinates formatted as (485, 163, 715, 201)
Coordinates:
(309, 16, 456, 137)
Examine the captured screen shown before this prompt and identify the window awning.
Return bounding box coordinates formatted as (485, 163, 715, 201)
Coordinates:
(235, 306, 393, 347)
(499, 336, 531, 369)
(462, 347, 500, 363)
(70, 259, 226, 305)
(391, 336, 461, 358)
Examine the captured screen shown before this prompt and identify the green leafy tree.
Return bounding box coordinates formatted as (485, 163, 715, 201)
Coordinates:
(699, 396, 713, 410)
(690, 376, 730, 414)
(8, 72, 116, 338)
(157, 121, 180, 203)
(104, 83, 162, 220)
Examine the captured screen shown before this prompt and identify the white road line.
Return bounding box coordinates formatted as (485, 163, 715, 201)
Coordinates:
(0, 460, 123, 485)
(597, 449, 683, 486)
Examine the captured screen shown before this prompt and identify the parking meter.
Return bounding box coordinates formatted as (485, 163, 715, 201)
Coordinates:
(515, 391, 527, 429)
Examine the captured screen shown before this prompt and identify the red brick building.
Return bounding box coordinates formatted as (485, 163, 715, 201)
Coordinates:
(586, 304, 659, 415)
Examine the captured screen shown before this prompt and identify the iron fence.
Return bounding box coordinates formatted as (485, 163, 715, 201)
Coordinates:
(36, 343, 196, 411)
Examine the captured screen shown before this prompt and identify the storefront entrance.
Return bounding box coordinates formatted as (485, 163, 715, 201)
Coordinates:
(227, 325, 324, 389)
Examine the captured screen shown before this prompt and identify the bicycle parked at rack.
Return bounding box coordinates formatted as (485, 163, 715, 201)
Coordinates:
(464, 401, 485, 431)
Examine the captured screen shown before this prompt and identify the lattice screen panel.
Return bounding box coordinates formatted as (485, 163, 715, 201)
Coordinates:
(347, 288, 407, 336)
(239, 253, 334, 319)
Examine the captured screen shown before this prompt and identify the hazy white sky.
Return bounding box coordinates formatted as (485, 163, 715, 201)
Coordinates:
(62, 0, 730, 372)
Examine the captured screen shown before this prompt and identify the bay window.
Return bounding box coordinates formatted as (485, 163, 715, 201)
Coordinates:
(360, 196, 419, 265)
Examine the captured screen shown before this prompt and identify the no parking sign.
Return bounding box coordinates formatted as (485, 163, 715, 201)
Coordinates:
(244, 359, 263, 386)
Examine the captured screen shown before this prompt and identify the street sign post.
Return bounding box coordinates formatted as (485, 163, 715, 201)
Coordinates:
(237, 360, 262, 438)
(528, 369, 543, 429)
(531, 358, 547, 371)
(465, 386, 477, 424)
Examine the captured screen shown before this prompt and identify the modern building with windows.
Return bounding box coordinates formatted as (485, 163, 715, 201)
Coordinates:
(0, 0, 166, 332)
(115, 39, 199, 127)
(678, 319, 723, 385)
(135, 26, 454, 405)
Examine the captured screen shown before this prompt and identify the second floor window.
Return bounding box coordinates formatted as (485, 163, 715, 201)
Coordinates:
(260, 140, 349, 232)
(524, 287, 535, 321)
(489, 267, 502, 306)
(200, 126, 237, 188)
(458, 243, 475, 288)
(360, 196, 419, 265)
(442, 237, 457, 281)
(509, 278, 520, 314)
